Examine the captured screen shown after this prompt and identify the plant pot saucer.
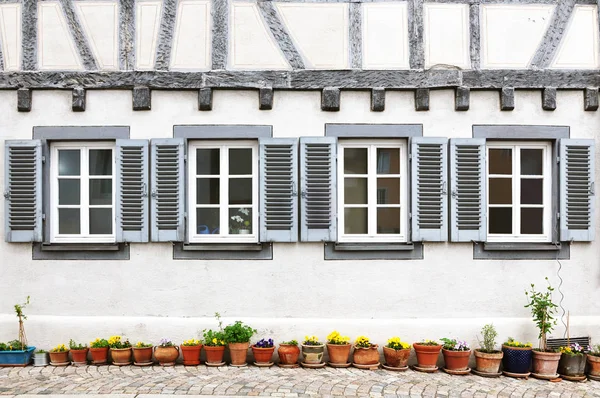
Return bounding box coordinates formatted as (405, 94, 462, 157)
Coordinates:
(382, 364, 408, 372)
(561, 374, 587, 382)
(353, 362, 380, 370)
(412, 365, 438, 373)
(253, 361, 274, 367)
(92, 361, 108, 366)
(531, 372, 560, 381)
(230, 363, 247, 367)
(472, 369, 502, 378)
(158, 362, 176, 367)
(503, 371, 531, 379)
(133, 362, 153, 367)
(112, 361, 132, 366)
(443, 367, 471, 375)
(71, 362, 88, 367)
(277, 363, 299, 368)
(205, 361, 226, 367)
(300, 362, 326, 369)
(328, 362, 351, 368)
(183, 361, 201, 366)
(587, 374, 600, 382)
(50, 361, 70, 367)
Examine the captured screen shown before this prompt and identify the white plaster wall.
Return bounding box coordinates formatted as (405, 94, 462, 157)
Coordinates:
(362, 2, 409, 69)
(424, 3, 470, 69)
(74, 1, 119, 70)
(0, 89, 599, 349)
(170, 0, 211, 71)
(37, 1, 83, 70)
(135, 1, 162, 70)
(551, 5, 600, 69)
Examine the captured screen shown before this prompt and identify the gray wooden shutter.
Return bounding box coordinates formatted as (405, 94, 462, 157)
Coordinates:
(259, 138, 298, 242)
(411, 137, 448, 242)
(116, 139, 149, 243)
(449, 138, 486, 242)
(559, 139, 595, 241)
(150, 138, 185, 242)
(300, 137, 337, 242)
(4, 140, 43, 242)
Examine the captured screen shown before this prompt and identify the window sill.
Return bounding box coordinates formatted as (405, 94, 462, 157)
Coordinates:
(325, 242, 423, 260)
(473, 242, 569, 260)
(173, 242, 272, 260)
(33, 243, 129, 260)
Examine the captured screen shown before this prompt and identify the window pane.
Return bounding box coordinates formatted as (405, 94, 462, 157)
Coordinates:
(58, 150, 80, 176)
(229, 149, 252, 175)
(344, 178, 367, 204)
(229, 178, 252, 205)
(196, 149, 220, 175)
(489, 178, 512, 204)
(58, 179, 80, 205)
(377, 208, 400, 234)
(521, 179, 543, 205)
(489, 207, 512, 234)
(89, 149, 112, 176)
(230, 208, 252, 234)
(89, 208, 112, 234)
(489, 149, 512, 175)
(521, 208, 543, 234)
(344, 208, 367, 234)
(58, 209, 80, 234)
(89, 179, 112, 205)
(196, 178, 219, 205)
(377, 178, 400, 204)
(376, 148, 399, 174)
(196, 208, 220, 234)
(521, 149, 543, 175)
(344, 148, 367, 174)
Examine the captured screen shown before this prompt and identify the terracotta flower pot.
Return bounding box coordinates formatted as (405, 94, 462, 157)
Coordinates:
(442, 349, 471, 371)
(180, 345, 202, 366)
(49, 351, 70, 365)
(132, 347, 153, 365)
(474, 349, 503, 374)
(228, 342, 250, 366)
(70, 348, 88, 365)
(558, 353, 587, 377)
(353, 345, 379, 365)
(301, 344, 325, 364)
(327, 343, 351, 365)
(587, 354, 600, 376)
(502, 345, 532, 374)
(204, 345, 225, 364)
(252, 346, 275, 364)
(154, 346, 179, 366)
(90, 347, 109, 365)
(383, 347, 410, 368)
(111, 348, 132, 365)
(532, 350, 561, 376)
(413, 343, 442, 368)
(278, 344, 300, 365)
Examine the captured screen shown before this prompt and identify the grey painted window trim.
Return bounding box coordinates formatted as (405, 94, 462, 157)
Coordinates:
(33, 126, 129, 140)
(173, 243, 273, 260)
(325, 124, 423, 138)
(473, 242, 570, 260)
(472, 125, 569, 140)
(33, 243, 130, 260)
(173, 125, 272, 139)
(325, 242, 424, 260)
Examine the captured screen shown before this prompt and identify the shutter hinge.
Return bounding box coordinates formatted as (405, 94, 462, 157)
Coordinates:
(151, 189, 157, 198)
(300, 189, 307, 199)
(41, 156, 46, 164)
(184, 154, 187, 163)
(409, 212, 412, 220)
(590, 182, 595, 195)
(556, 212, 560, 220)
(42, 213, 46, 221)
(556, 156, 560, 164)
(3, 190, 9, 199)
(142, 183, 148, 197)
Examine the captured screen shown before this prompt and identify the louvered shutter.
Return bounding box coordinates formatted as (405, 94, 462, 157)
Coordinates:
(449, 138, 486, 242)
(259, 138, 298, 242)
(411, 137, 448, 242)
(4, 140, 43, 242)
(116, 139, 149, 242)
(300, 137, 337, 242)
(559, 139, 595, 241)
(150, 138, 185, 242)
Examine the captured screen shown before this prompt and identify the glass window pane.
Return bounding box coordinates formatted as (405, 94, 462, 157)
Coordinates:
(229, 178, 252, 205)
(521, 149, 543, 175)
(489, 149, 512, 175)
(229, 208, 252, 234)
(376, 148, 399, 174)
(58, 150, 80, 176)
(344, 208, 367, 234)
(58, 208, 80, 234)
(89, 149, 112, 176)
(229, 149, 252, 175)
(377, 178, 400, 204)
(89, 208, 112, 234)
(521, 179, 543, 205)
(377, 208, 400, 234)
(489, 178, 512, 204)
(489, 207, 512, 234)
(196, 149, 220, 175)
(521, 208, 543, 234)
(344, 148, 367, 174)
(196, 208, 220, 234)
(58, 179, 80, 205)
(196, 178, 220, 205)
(89, 179, 112, 205)
(344, 178, 367, 204)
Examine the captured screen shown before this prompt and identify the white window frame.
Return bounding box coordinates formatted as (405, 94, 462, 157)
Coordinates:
(187, 140, 259, 244)
(50, 141, 116, 243)
(486, 141, 552, 243)
(337, 139, 408, 243)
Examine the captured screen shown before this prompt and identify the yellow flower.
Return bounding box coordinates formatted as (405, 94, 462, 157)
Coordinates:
(212, 338, 217, 344)
(386, 336, 410, 350)
(220, 340, 225, 345)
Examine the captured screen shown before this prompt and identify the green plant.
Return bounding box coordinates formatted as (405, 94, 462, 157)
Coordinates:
(326, 330, 350, 345)
(51, 344, 68, 352)
(478, 324, 500, 353)
(6, 339, 26, 351)
(108, 336, 131, 349)
(302, 336, 321, 346)
(182, 339, 202, 346)
(14, 296, 30, 349)
(503, 337, 532, 348)
(589, 344, 600, 357)
(90, 338, 109, 348)
(441, 338, 470, 351)
(417, 339, 440, 346)
(524, 277, 558, 351)
(385, 337, 411, 350)
(135, 341, 152, 348)
(203, 312, 226, 347)
(224, 321, 257, 344)
(36, 349, 47, 354)
(281, 340, 298, 346)
(69, 339, 87, 350)
(354, 336, 372, 348)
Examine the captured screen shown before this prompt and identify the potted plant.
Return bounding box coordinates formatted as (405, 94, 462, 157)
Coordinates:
(252, 338, 275, 365)
(33, 349, 48, 367)
(181, 339, 202, 366)
(154, 338, 179, 366)
(383, 337, 411, 369)
(224, 321, 257, 366)
(108, 335, 132, 365)
(133, 341, 153, 365)
(502, 337, 533, 375)
(203, 313, 226, 366)
(587, 344, 600, 379)
(0, 296, 35, 367)
(49, 343, 69, 366)
(440, 338, 471, 372)
(473, 324, 503, 375)
(230, 208, 251, 234)
(525, 278, 561, 378)
(413, 339, 442, 369)
(89, 338, 109, 365)
(558, 343, 587, 378)
(277, 340, 300, 366)
(69, 339, 88, 365)
(326, 330, 351, 365)
(301, 335, 324, 364)
(352, 336, 379, 366)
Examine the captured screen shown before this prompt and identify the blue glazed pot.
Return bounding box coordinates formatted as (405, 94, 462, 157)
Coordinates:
(502, 345, 532, 374)
(0, 346, 35, 367)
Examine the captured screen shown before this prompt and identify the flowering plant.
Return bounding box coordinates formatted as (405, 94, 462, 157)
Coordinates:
(90, 338, 109, 348)
(440, 338, 470, 351)
(559, 343, 586, 356)
(589, 344, 600, 357)
(281, 340, 298, 346)
(524, 278, 558, 351)
(503, 337, 532, 348)
(135, 341, 152, 348)
(158, 338, 174, 347)
(51, 344, 68, 352)
(255, 338, 274, 348)
(354, 336, 373, 349)
(203, 312, 226, 347)
(386, 337, 411, 351)
(303, 336, 321, 346)
(69, 339, 87, 350)
(182, 339, 202, 346)
(327, 331, 350, 345)
(417, 339, 440, 346)
(108, 335, 131, 349)
(0, 340, 27, 351)
(230, 208, 251, 233)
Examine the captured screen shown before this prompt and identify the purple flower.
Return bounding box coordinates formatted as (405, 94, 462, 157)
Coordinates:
(256, 338, 274, 348)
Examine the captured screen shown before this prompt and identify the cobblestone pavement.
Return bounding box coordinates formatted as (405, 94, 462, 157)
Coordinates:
(0, 365, 599, 397)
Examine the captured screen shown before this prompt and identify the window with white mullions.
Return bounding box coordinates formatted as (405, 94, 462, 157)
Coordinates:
(338, 140, 408, 243)
(486, 142, 552, 242)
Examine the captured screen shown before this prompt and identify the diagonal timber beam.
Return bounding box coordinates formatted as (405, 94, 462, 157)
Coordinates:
(59, 0, 98, 70)
(529, 0, 576, 69)
(154, 0, 177, 70)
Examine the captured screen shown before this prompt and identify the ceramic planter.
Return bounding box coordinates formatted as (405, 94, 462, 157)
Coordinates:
(474, 349, 503, 374)
(277, 344, 300, 365)
(327, 344, 351, 364)
(558, 353, 587, 377)
(383, 347, 410, 368)
(301, 344, 325, 364)
(252, 346, 275, 364)
(413, 343, 442, 368)
(442, 349, 471, 371)
(90, 347, 109, 365)
(353, 345, 379, 365)
(228, 342, 250, 366)
(587, 354, 600, 376)
(180, 345, 202, 366)
(132, 347, 153, 365)
(532, 350, 561, 376)
(70, 348, 88, 365)
(154, 346, 179, 366)
(204, 345, 225, 364)
(49, 350, 70, 365)
(33, 352, 49, 367)
(111, 348, 132, 365)
(502, 345, 532, 374)
(0, 347, 35, 367)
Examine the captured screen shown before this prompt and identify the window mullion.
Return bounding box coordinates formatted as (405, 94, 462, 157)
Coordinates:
(368, 146, 376, 236)
(513, 146, 520, 237)
(81, 148, 89, 237)
(222, 146, 229, 236)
